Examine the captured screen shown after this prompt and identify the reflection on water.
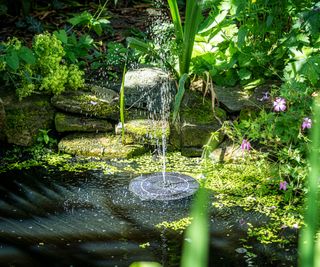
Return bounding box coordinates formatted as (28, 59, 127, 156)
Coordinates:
(0, 167, 296, 267)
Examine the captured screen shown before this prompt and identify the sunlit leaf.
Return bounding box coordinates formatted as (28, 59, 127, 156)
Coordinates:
(129, 262, 162, 267)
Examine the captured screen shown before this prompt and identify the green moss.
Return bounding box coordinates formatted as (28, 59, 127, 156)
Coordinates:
(182, 106, 226, 124)
(124, 119, 170, 145)
(77, 94, 119, 118)
(156, 217, 192, 234)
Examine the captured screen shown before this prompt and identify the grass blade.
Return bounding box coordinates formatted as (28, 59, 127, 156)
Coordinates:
(180, 0, 202, 75)
(167, 0, 184, 70)
(298, 96, 320, 267)
(172, 73, 188, 123)
(119, 64, 126, 143)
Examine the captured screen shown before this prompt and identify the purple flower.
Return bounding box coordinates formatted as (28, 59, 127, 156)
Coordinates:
(90, 101, 98, 105)
(279, 181, 288, 191)
(273, 97, 286, 112)
(241, 139, 251, 151)
(301, 117, 312, 130)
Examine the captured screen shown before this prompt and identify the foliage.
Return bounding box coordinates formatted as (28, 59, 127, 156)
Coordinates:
(0, 33, 84, 99)
(68, 10, 110, 36)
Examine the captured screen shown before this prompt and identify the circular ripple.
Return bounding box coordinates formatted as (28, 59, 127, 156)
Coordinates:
(129, 172, 199, 200)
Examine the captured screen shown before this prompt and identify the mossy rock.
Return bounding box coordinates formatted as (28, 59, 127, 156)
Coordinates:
(51, 89, 119, 120)
(124, 67, 175, 114)
(169, 91, 226, 156)
(58, 133, 147, 159)
(124, 119, 170, 145)
(55, 112, 113, 133)
(3, 94, 55, 146)
(0, 98, 6, 141)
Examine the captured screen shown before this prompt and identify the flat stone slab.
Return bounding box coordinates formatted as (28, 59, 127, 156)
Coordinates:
(129, 172, 199, 200)
(51, 89, 119, 120)
(55, 112, 113, 133)
(58, 133, 146, 159)
(215, 84, 273, 112)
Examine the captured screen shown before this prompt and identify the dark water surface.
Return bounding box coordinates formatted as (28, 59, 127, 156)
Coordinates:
(0, 167, 296, 267)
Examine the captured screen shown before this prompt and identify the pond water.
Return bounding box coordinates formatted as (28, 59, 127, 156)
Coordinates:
(0, 164, 296, 267)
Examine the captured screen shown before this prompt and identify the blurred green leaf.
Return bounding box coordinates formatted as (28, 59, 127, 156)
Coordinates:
(129, 262, 162, 267)
(68, 11, 92, 26)
(181, 188, 209, 267)
(18, 46, 35, 64)
(6, 51, 19, 70)
(54, 30, 68, 44)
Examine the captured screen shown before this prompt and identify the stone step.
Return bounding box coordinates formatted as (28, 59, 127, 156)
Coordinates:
(58, 133, 147, 159)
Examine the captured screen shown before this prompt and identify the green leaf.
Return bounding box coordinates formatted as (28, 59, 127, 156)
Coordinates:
(237, 68, 251, 80)
(78, 34, 94, 47)
(266, 15, 273, 28)
(92, 23, 102, 36)
(237, 26, 248, 48)
(68, 11, 92, 26)
(180, 0, 203, 75)
(6, 51, 19, 70)
(54, 30, 68, 44)
(172, 73, 188, 123)
(129, 262, 162, 267)
(198, 10, 228, 34)
(18, 46, 35, 64)
(167, 0, 183, 48)
(98, 18, 110, 25)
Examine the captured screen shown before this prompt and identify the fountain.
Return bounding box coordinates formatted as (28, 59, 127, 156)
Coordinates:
(128, 79, 199, 200)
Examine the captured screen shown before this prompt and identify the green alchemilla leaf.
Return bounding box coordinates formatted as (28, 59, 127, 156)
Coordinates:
(18, 46, 35, 64)
(6, 51, 19, 70)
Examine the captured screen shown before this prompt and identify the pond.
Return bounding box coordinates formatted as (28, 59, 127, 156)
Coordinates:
(0, 153, 297, 267)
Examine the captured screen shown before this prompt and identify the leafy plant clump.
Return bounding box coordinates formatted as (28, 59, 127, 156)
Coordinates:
(0, 32, 84, 99)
